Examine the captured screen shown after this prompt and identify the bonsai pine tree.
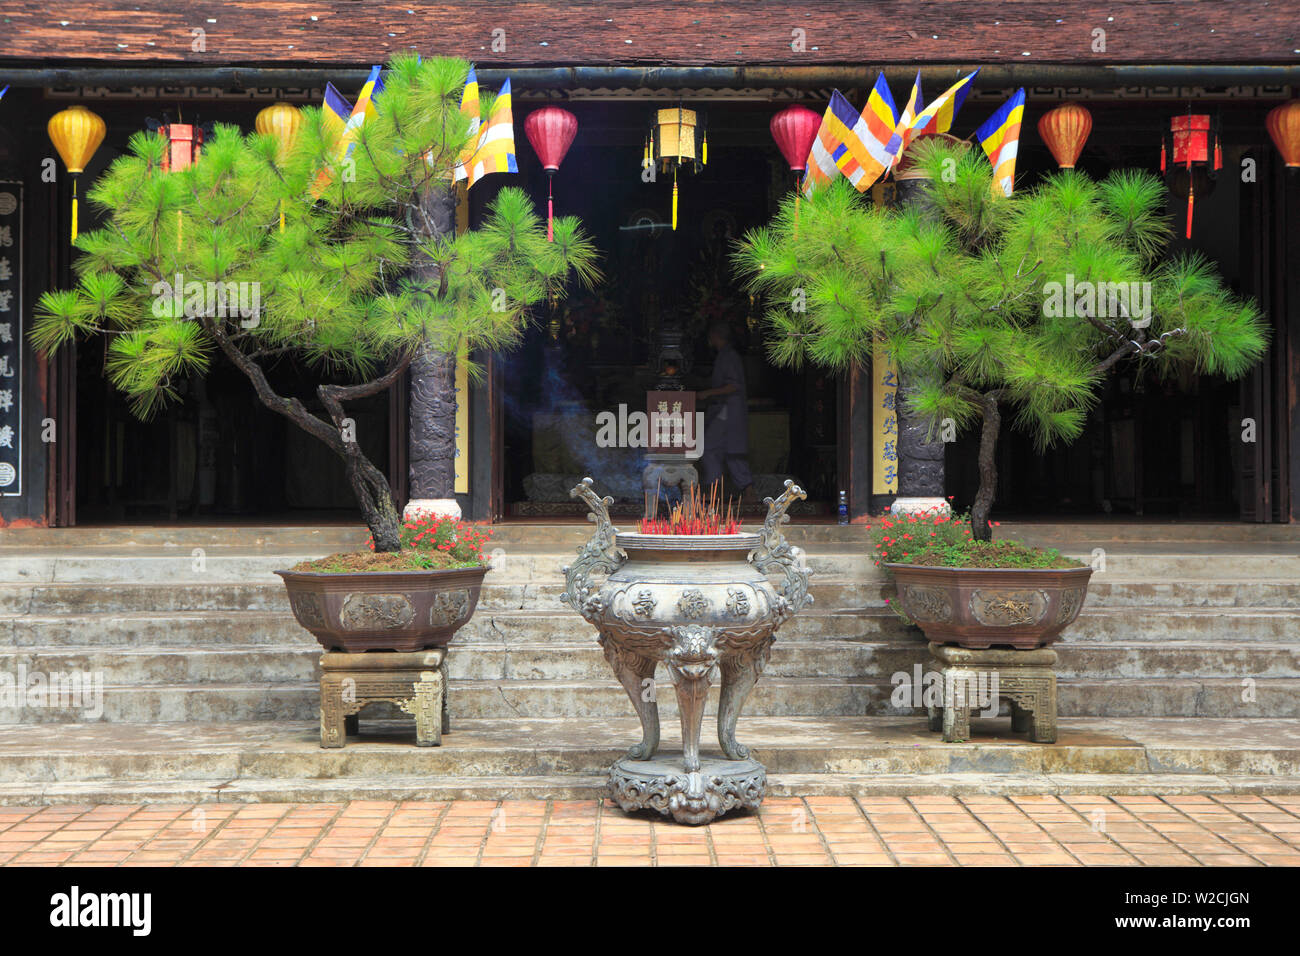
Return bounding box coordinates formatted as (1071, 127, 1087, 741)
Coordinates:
(32, 55, 599, 551)
(734, 139, 1268, 540)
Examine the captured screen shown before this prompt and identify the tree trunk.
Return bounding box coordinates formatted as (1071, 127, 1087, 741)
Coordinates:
(407, 185, 459, 513)
(972, 393, 1001, 542)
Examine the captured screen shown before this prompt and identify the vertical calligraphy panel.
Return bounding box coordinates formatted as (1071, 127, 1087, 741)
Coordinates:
(871, 341, 898, 495)
(0, 182, 21, 497)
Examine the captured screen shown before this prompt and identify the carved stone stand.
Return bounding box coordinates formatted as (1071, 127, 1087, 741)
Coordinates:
(925, 643, 1058, 743)
(319, 649, 451, 748)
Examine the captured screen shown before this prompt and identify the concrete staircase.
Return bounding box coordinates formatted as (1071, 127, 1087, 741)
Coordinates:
(0, 520, 1298, 801)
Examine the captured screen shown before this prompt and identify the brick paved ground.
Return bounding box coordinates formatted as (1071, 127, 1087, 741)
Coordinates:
(2, 794, 1299, 866)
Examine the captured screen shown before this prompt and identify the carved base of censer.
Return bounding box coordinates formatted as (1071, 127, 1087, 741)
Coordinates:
(563, 477, 812, 826)
(609, 754, 765, 826)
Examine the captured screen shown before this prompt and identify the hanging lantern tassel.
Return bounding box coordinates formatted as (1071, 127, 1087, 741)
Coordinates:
(672, 166, 678, 231)
(547, 172, 555, 242)
(1185, 177, 1194, 241)
(793, 171, 803, 238)
(70, 177, 79, 243)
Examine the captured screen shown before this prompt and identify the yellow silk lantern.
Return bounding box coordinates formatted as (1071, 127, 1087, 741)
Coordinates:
(256, 103, 302, 231)
(47, 105, 107, 242)
(256, 102, 302, 161)
(645, 106, 707, 231)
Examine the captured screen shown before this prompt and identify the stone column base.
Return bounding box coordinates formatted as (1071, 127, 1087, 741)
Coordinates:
(320, 649, 451, 748)
(890, 496, 951, 517)
(403, 498, 461, 521)
(925, 642, 1058, 744)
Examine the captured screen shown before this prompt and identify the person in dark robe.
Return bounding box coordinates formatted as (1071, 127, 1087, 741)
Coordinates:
(698, 321, 755, 504)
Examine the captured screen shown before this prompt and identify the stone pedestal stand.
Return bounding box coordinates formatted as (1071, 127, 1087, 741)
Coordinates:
(925, 642, 1058, 743)
(319, 649, 450, 748)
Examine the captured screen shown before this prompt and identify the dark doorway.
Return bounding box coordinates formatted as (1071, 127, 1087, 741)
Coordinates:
(478, 101, 838, 518)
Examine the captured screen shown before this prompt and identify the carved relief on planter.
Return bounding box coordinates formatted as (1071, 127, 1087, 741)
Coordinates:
(340, 593, 416, 630)
(969, 589, 1048, 627)
(901, 585, 953, 623)
(289, 591, 326, 629)
(429, 588, 469, 627)
(1055, 587, 1086, 625)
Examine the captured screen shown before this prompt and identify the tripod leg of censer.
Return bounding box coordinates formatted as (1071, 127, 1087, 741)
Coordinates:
(599, 632, 661, 760)
(666, 625, 719, 774)
(717, 638, 772, 760)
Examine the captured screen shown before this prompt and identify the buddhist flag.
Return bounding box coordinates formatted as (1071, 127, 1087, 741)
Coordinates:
(321, 83, 353, 137)
(335, 65, 383, 161)
(452, 67, 482, 182)
(975, 88, 1026, 197)
(860, 72, 900, 178)
(886, 72, 923, 167)
(802, 91, 879, 196)
(462, 79, 518, 189)
(909, 69, 979, 140)
(311, 83, 356, 197)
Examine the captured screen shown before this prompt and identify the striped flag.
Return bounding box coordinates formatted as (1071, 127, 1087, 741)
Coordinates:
(321, 83, 354, 137)
(908, 69, 980, 140)
(461, 78, 518, 189)
(802, 91, 881, 196)
(451, 67, 482, 182)
(886, 72, 923, 167)
(334, 65, 383, 162)
(859, 72, 900, 181)
(975, 88, 1026, 197)
(311, 83, 357, 197)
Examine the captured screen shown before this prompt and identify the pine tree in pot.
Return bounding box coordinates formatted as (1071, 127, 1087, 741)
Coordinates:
(31, 56, 599, 652)
(734, 139, 1267, 649)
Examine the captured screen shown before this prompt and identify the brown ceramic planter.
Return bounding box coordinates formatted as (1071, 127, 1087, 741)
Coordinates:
(276, 565, 489, 653)
(885, 563, 1093, 650)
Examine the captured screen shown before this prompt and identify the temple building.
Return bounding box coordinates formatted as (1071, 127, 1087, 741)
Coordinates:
(0, 2, 1297, 528)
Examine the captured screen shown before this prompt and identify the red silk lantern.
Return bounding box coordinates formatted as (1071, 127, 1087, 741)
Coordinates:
(1266, 99, 1300, 168)
(524, 107, 578, 241)
(1037, 103, 1092, 169)
(770, 104, 821, 173)
(1160, 113, 1222, 239)
(770, 105, 821, 236)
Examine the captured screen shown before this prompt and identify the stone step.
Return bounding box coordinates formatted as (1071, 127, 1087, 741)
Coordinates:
(7, 639, 1300, 686)
(5, 604, 1300, 648)
(0, 717, 1296, 803)
(3, 550, 1299, 586)
(5, 573, 1300, 618)
(13, 771, 1297, 805)
(3, 603, 1299, 650)
(4, 520, 1297, 550)
(5, 675, 1299, 723)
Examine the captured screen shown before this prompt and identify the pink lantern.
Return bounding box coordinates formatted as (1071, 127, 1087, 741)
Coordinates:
(524, 107, 579, 241)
